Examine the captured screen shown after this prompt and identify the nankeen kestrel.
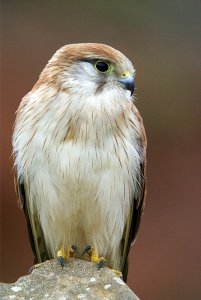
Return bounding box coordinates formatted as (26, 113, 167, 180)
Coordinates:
(13, 43, 147, 281)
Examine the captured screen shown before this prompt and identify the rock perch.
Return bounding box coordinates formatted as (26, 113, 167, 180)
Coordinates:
(0, 259, 140, 299)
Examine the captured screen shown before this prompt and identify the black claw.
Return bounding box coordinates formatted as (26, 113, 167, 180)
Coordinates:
(82, 245, 92, 256)
(97, 259, 106, 270)
(71, 245, 79, 254)
(58, 256, 65, 268)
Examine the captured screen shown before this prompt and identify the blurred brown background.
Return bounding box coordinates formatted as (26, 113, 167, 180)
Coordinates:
(1, 1, 201, 299)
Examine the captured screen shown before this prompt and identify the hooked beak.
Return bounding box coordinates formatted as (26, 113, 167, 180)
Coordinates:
(118, 73, 134, 96)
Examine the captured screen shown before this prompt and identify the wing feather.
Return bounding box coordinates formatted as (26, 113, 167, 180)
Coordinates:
(121, 107, 147, 281)
(14, 171, 50, 263)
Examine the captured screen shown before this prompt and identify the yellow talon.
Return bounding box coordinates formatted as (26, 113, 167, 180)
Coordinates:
(57, 246, 66, 268)
(111, 269, 123, 278)
(90, 247, 101, 263)
(83, 246, 106, 269)
(66, 245, 79, 258)
(82, 246, 122, 276)
(57, 247, 66, 259)
(57, 245, 78, 267)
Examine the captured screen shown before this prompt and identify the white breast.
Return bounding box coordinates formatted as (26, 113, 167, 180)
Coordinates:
(13, 85, 142, 269)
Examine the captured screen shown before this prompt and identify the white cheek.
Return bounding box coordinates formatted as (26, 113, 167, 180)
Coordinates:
(61, 62, 99, 95)
(63, 76, 97, 94)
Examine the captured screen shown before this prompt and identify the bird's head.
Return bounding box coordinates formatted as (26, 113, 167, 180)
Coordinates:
(40, 43, 135, 100)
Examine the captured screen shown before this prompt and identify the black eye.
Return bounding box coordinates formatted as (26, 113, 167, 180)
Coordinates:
(95, 61, 109, 73)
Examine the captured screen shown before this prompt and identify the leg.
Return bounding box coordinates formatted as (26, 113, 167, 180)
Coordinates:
(57, 245, 79, 267)
(82, 246, 106, 269)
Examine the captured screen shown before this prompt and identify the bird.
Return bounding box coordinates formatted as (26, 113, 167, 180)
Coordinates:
(12, 43, 147, 281)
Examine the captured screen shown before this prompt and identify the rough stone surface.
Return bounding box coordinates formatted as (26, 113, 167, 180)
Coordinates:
(0, 259, 140, 299)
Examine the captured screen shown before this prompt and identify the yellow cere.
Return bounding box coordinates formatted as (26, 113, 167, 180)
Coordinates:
(121, 71, 130, 78)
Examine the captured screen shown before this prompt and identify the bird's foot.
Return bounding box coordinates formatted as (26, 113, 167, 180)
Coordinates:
(111, 268, 123, 279)
(82, 246, 122, 278)
(83, 245, 106, 269)
(57, 245, 79, 267)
